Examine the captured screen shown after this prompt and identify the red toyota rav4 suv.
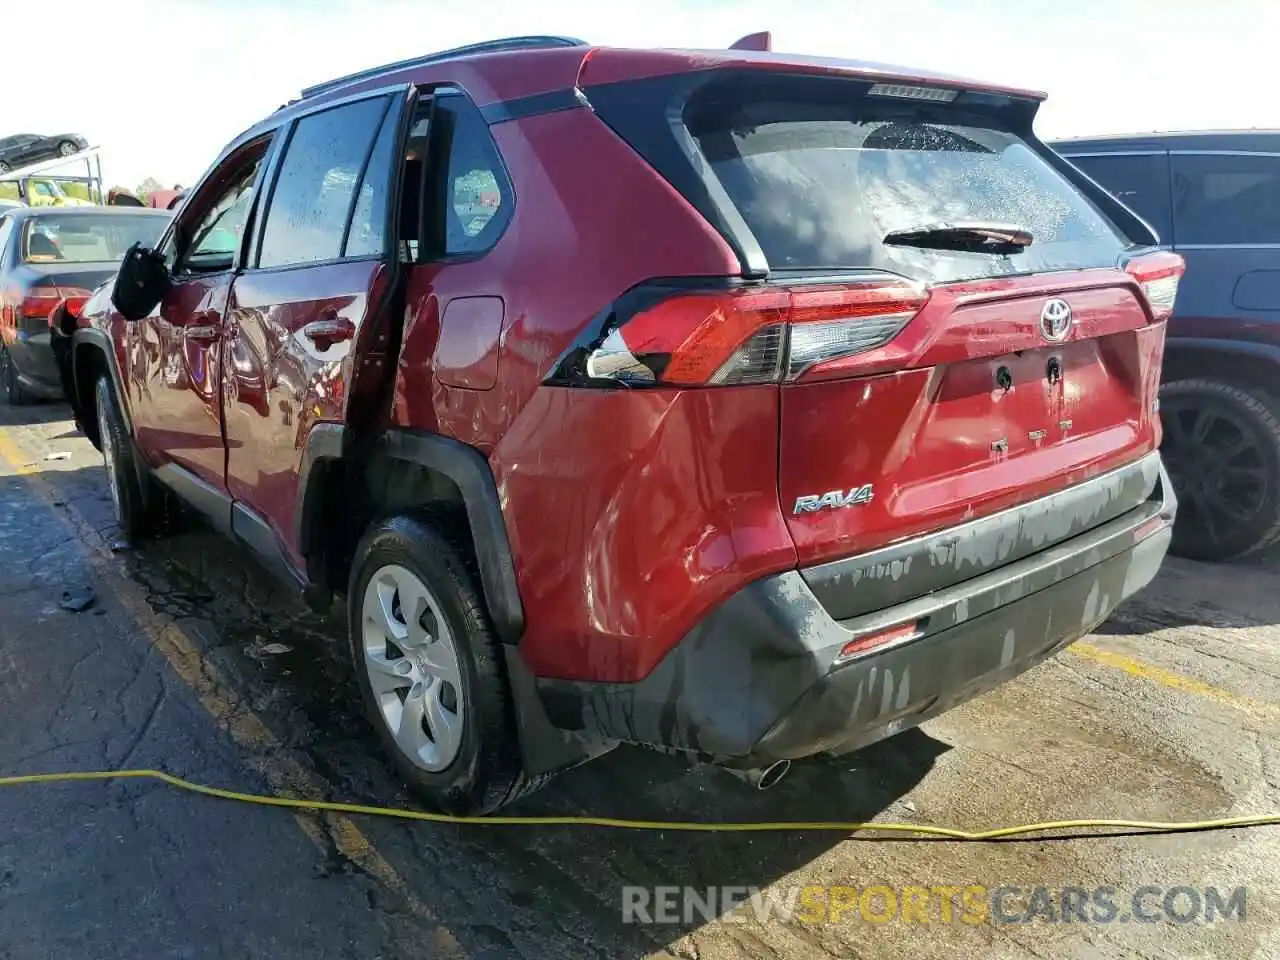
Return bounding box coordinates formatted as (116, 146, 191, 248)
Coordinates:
(54, 35, 1180, 813)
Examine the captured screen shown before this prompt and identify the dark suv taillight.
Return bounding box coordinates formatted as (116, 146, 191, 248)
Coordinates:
(553, 276, 929, 387)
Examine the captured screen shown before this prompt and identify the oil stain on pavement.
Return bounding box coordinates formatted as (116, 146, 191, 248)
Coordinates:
(2, 405, 1280, 959)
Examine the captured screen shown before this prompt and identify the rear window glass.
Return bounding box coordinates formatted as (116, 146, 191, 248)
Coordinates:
(23, 214, 168, 263)
(691, 103, 1129, 282)
(1171, 153, 1280, 245)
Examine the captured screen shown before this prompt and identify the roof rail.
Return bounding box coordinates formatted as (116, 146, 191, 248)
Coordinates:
(298, 35, 588, 101)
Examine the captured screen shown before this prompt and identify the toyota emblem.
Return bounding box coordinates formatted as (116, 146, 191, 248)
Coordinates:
(1039, 298, 1073, 342)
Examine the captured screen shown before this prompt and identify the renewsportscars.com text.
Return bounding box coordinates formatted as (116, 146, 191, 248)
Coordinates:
(621, 884, 1248, 926)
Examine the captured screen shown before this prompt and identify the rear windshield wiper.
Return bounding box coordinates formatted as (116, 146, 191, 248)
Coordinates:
(883, 222, 1033, 255)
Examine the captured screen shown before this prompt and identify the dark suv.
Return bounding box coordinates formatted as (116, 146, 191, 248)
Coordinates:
(54, 35, 1178, 813)
(1054, 132, 1280, 561)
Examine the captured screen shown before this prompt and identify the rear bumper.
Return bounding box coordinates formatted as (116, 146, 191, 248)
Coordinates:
(537, 452, 1175, 766)
(8, 329, 63, 398)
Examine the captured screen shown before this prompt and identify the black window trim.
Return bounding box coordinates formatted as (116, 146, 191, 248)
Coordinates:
(399, 85, 516, 265)
(164, 132, 281, 278)
(340, 96, 396, 258)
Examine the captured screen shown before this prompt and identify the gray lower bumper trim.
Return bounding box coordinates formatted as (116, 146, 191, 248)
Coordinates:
(801, 452, 1162, 620)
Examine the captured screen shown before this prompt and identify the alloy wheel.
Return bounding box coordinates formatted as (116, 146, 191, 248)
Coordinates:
(361, 564, 464, 772)
(1162, 397, 1270, 553)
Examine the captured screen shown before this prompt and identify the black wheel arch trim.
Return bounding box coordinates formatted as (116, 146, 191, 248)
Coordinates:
(1163, 337, 1280, 371)
(382, 429, 525, 644)
(69, 327, 131, 435)
(297, 425, 526, 643)
(69, 327, 153, 499)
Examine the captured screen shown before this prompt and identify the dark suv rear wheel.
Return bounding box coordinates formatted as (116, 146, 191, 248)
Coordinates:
(1161, 378, 1280, 562)
(348, 514, 545, 814)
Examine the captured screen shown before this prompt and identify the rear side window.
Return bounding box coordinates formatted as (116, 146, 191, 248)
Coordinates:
(691, 102, 1128, 282)
(1066, 153, 1172, 242)
(1171, 153, 1280, 245)
(258, 95, 392, 269)
(434, 93, 512, 257)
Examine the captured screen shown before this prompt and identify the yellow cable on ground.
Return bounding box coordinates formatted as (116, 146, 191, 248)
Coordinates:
(3, 768, 1278, 840)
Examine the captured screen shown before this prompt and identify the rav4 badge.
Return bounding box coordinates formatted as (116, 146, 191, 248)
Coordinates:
(793, 484, 875, 514)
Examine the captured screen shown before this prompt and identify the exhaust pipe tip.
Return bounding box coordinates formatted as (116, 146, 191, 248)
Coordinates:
(756, 759, 791, 791)
(724, 759, 792, 791)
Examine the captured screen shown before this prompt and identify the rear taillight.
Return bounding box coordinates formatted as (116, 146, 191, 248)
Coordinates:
(1125, 251, 1184, 322)
(18, 286, 93, 324)
(565, 277, 928, 387)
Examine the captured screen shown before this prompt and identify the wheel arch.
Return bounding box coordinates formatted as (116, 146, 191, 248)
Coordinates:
(1163, 338, 1280, 397)
(68, 328, 131, 449)
(297, 425, 526, 643)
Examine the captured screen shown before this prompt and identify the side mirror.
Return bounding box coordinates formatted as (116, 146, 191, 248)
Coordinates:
(111, 242, 169, 321)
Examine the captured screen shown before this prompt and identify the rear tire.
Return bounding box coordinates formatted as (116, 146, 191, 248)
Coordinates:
(95, 375, 176, 541)
(1161, 378, 1280, 562)
(348, 513, 546, 814)
(1, 345, 33, 406)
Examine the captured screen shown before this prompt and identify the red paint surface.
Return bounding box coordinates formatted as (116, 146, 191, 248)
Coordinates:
(225, 260, 385, 568)
(494, 386, 796, 683)
(390, 107, 739, 450)
(127, 272, 231, 490)
(780, 272, 1164, 566)
(434, 296, 504, 390)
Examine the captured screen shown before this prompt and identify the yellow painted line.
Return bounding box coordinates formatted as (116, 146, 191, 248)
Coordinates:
(0, 425, 465, 957)
(1070, 640, 1280, 722)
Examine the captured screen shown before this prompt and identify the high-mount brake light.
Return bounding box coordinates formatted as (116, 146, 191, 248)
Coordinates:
(1124, 251, 1185, 322)
(866, 83, 958, 102)
(574, 278, 928, 387)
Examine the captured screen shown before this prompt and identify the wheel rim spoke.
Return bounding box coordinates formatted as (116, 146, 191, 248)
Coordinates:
(393, 684, 430, 757)
(364, 647, 411, 697)
(424, 679, 462, 762)
(360, 563, 465, 772)
(364, 576, 407, 643)
(419, 633, 461, 688)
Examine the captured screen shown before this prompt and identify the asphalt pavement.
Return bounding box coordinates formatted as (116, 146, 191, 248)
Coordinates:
(1, 402, 1278, 959)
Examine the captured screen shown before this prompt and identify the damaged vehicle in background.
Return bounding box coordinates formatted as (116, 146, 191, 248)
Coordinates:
(0, 207, 168, 403)
(55, 34, 1179, 813)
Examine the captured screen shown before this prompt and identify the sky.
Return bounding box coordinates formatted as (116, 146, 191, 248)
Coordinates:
(9, 0, 1279, 191)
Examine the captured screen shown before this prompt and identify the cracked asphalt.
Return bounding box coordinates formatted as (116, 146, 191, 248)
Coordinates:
(1, 403, 1279, 959)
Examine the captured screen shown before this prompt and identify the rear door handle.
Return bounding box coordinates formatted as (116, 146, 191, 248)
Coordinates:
(184, 324, 220, 344)
(301, 316, 356, 349)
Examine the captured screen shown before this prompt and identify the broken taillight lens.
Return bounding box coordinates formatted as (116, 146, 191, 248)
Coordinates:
(1124, 251, 1185, 322)
(569, 277, 929, 387)
(19, 285, 93, 321)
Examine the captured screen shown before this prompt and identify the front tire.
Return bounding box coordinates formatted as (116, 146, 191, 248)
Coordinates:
(348, 514, 541, 814)
(95, 375, 174, 540)
(57, 140, 78, 158)
(1161, 378, 1280, 562)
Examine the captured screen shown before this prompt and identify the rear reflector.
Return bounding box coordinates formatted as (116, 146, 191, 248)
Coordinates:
(1124, 251, 1185, 322)
(571, 277, 929, 387)
(835, 620, 927, 664)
